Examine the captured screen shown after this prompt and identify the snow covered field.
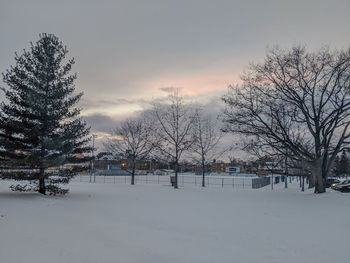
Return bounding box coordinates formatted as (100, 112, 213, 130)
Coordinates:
(0, 180, 349, 263)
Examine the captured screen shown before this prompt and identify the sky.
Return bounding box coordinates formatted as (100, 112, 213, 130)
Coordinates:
(1, 0, 350, 155)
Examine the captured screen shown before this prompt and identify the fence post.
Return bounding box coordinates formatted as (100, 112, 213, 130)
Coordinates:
(232, 178, 234, 188)
(222, 178, 224, 188)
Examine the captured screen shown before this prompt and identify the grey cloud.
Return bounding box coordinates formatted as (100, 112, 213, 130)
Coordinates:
(79, 98, 147, 109)
(159, 87, 179, 94)
(82, 95, 263, 160)
(1, 0, 349, 103)
(83, 114, 122, 134)
(83, 94, 227, 132)
(2, 0, 348, 159)
(79, 97, 165, 114)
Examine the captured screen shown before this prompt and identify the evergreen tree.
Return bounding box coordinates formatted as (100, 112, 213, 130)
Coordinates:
(0, 33, 91, 195)
(334, 151, 350, 177)
(332, 155, 340, 176)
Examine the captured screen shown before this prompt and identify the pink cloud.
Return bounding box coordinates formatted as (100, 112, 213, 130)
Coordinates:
(143, 72, 242, 97)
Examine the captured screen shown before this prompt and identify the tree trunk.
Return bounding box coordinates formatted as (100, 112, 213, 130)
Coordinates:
(39, 178, 46, 195)
(312, 160, 325, 193)
(174, 161, 178, 189)
(302, 176, 305, 192)
(308, 162, 315, 189)
(201, 159, 205, 187)
(314, 173, 325, 193)
(271, 173, 274, 190)
(38, 160, 46, 195)
(284, 175, 288, 188)
(284, 155, 288, 188)
(131, 160, 135, 185)
(308, 173, 315, 188)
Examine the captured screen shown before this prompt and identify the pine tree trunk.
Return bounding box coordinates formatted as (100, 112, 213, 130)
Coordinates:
(39, 178, 46, 195)
(39, 156, 46, 195)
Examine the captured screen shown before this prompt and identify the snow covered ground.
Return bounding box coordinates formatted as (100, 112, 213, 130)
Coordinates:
(0, 179, 349, 263)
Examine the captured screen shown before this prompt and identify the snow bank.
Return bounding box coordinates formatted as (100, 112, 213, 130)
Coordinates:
(0, 180, 349, 263)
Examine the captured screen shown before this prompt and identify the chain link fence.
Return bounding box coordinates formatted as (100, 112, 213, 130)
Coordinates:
(73, 173, 271, 189)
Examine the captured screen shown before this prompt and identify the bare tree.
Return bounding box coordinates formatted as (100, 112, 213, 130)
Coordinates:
(191, 110, 225, 187)
(152, 89, 195, 188)
(222, 46, 350, 193)
(104, 117, 154, 185)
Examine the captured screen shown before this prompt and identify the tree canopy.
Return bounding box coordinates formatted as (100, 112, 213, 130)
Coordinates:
(222, 46, 350, 193)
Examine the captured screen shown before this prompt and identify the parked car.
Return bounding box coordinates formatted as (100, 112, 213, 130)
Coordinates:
(326, 178, 341, 188)
(332, 179, 350, 191)
(340, 184, 350, 192)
